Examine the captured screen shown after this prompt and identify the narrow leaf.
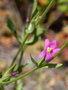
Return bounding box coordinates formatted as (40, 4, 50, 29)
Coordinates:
(6, 17, 18, 38)
(30, 55, 38, 67)
(31, 0, 38, 19)
(41, 63, 63, 68)
(56, 63, 63, 68)
(36, 26, 45, 36)
(38, 57, 45, 67)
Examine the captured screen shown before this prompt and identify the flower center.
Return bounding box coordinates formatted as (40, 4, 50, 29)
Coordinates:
(46, 47, 52, 53)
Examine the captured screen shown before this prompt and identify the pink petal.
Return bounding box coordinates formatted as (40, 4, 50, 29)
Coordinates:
(52, 48, 60, 55)
(45, 53, 52, 62)
(38, 50, 46, 58)
(44, 39, 50, 50)
(50, 40, 56, 49)
(10, 72, 18, 76)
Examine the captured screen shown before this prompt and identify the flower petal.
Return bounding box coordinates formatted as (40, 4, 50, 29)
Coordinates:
(10, 72, 18, 76)
(44, 39, 50, 50)
(45, 53, 52, 62)
(50, 40, 56, 49)
(52, 48, 60, 55)
(38, 50, 46, 58)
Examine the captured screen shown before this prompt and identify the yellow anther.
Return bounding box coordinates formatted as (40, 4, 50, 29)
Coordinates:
(47, 47, 52, 53)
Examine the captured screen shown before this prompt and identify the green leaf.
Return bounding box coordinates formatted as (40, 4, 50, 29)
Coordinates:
(31, 9, 38, 20)
(6, 17, 18, 39)
(41, 63, 63, 68)
(18, 65, 23, 73)
(43, 63, 56, 68)
(31, 0, 38, 19)
(25, 22, 35, 34)
(23, 63, 29, 67)
(36, 26, 45, 36)
(30, 55, 38, 67)
(38, 57, 45, 67)
(25, 34, 38, 45)
(56, 63, 63, 68)
(25, 25, 45, 45)
(25, 35, 35, 45)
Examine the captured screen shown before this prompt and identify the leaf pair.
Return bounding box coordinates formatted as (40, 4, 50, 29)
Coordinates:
(25, 25, 45, 45)
(30, 55, 63, 69)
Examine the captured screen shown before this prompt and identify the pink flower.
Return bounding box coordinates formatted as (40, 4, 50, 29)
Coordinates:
(38, 39, 60, 62)
(10, 72, 18, 76)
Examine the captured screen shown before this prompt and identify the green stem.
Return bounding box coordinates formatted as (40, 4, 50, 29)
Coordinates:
(10, 34, 29, 67)
(36, 0, 55, 25)
(53, 41, 68, 58)
(0, 67, 38, 85)
(18, 50, 24, 66)
(38, 69, 43, 90)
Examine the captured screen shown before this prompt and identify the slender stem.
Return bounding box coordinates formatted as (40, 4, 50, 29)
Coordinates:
(0, 67, 38, 85)
(38, 69, 43, 90)
(53, 41, 68, 58)
(10, 34, 29, 67)
(17, 45, 27, 71)
(18, 50, 24, 66)
(36, 0, 55, 25)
